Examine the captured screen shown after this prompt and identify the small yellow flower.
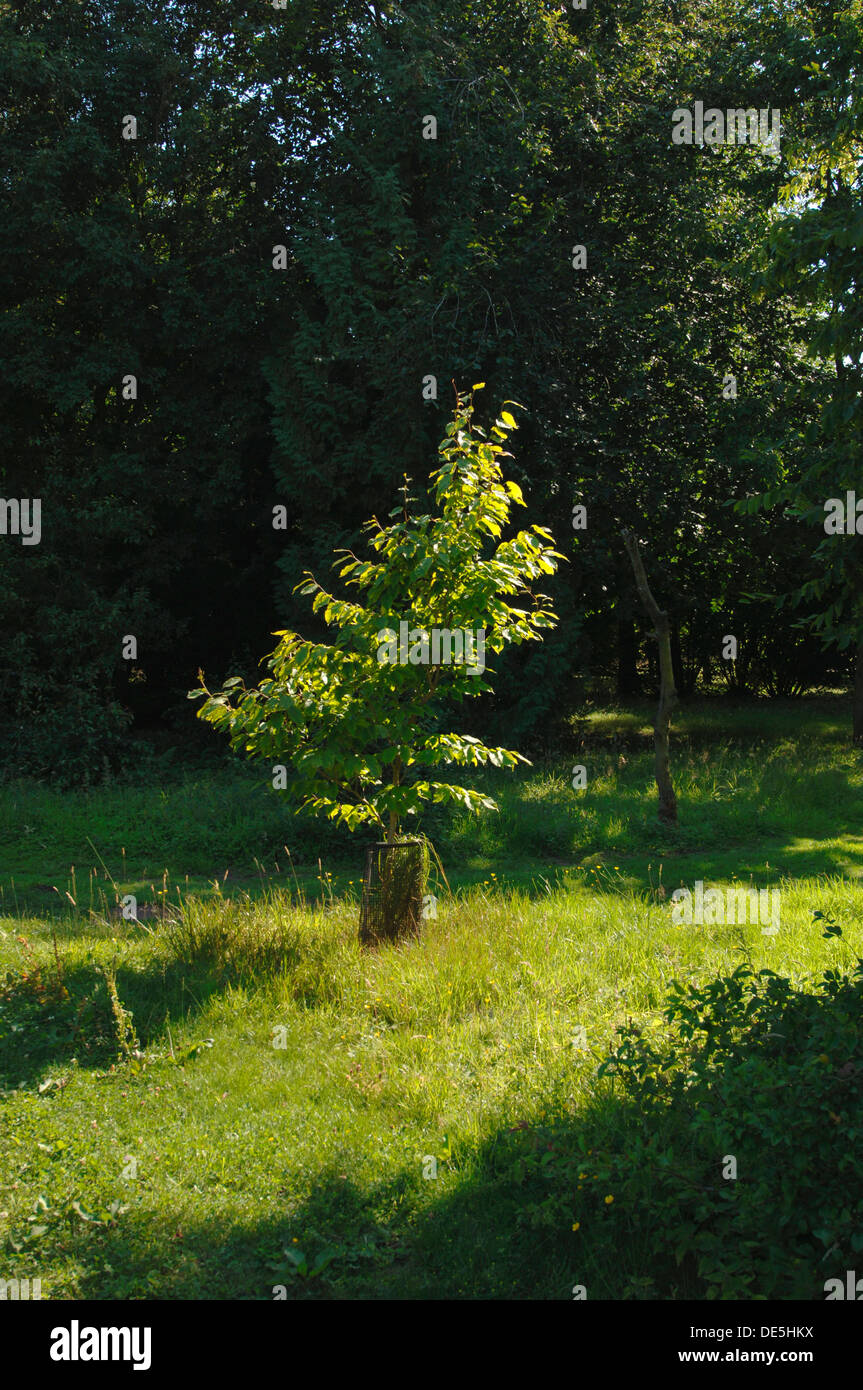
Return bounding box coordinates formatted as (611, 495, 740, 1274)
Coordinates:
(578, 1172, 586, 1179)
(571, 1222, 580, 1231)
(604, 1194, 614, 1205)
(292, 1237, 299, 1244)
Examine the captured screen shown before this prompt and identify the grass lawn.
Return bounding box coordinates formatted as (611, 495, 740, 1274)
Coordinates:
(1, 696, 862, 1299)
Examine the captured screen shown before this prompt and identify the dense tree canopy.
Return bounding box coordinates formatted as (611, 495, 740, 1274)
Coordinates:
(0, 0, 858, 781)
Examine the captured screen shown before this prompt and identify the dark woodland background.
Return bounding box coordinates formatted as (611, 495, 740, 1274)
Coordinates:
(2, 0, 860, 784)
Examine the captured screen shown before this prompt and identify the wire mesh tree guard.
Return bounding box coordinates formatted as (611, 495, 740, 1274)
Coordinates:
(359, 839, 430, 946)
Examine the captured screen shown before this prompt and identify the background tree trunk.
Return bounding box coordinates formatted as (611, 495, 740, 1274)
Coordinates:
(622, 529, 679, 823)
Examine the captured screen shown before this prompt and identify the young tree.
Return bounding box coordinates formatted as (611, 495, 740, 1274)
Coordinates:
(191, 387, 562, 846)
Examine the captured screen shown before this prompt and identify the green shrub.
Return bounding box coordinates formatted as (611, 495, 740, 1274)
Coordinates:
(594, 947, 863, 1297)
(498, 927, 863, 1299)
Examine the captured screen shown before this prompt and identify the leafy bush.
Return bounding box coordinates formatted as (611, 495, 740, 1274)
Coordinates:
(0, 690, 132, 788)
(593, 944, 863, 1297)
(497, 927, 863, 1299)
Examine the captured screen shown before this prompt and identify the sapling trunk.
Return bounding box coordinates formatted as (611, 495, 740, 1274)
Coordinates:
(387, 754, 402, 844)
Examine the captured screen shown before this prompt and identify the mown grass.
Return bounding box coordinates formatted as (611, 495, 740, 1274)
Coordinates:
(1, 696, 862, 1299)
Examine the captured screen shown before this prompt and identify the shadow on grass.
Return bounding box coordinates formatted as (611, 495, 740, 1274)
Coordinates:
(18, 957, 863, 1302)
(0, 937, 302, 1089)
(7, 1131, 675, 1302)
(447, 754, 863, 887)
(0, 871, 344, 925)
(5, 729, 863, 923)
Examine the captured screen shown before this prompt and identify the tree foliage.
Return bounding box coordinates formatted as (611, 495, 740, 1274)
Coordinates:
(191, 388, 562, 836)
